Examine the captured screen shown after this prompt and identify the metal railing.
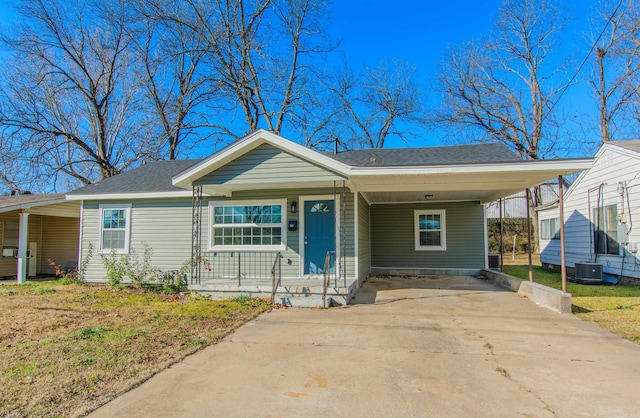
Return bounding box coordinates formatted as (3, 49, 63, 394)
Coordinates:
(198, 251, 281, 286)
(271, 252, 282, 304)
(322, 250, 335, 308)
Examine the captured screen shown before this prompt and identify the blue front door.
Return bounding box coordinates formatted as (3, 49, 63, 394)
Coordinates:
(304, 200, 335, 274)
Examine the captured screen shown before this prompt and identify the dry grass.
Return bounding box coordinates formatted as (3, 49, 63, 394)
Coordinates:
(0, 281, 271, 417)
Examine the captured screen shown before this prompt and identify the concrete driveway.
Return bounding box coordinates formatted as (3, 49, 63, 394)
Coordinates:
(91, 276, 640, 417)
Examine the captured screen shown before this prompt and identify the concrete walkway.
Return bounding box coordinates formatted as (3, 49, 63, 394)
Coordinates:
(91, 276, 640, 417)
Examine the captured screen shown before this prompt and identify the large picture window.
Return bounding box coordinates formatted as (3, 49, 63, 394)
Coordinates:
(210, 200, 286, 250)
(99, 205, 131, 253)
(414, 209, 446, 251)
(593, 204, 619, 255)
(540, 218, 560, 240)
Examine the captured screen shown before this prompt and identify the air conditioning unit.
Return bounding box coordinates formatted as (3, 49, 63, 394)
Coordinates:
(574, 262, 603, 284)
(2, 248, 17, 258)
(488, 253, 501, 271)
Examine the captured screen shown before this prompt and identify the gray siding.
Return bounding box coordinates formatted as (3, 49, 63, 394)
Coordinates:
(357, 193, 370, 284)
(81, 199, 194, 282)
(195, 144, 345, 186)
(80, 186, 356, 283)
(370, 201, 485, 269)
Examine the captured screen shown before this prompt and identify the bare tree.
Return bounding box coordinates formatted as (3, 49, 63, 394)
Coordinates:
(327, 60, 426, 149)
(0, 0, 161, 187)
(589, 0, 640, 143)
(149, 0, 332, 140)
(433, 0, 568, 250)
(130, 2, 222, 159)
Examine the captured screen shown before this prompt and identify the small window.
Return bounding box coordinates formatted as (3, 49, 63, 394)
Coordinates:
(540, 218, 560, 240)
(210, 200, 286, 250)
(99, 205, 131, 253)
(593, 204, 619, 255)
(415, 210, 446, 251)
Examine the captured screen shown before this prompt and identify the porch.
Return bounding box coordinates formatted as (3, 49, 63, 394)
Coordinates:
(188, 250, 358, 307)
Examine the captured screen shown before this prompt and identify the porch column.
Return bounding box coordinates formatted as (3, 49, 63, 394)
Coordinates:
(16, 211, 29, 284)
(558, 176, 567, 293)
(526, 189, 533, 282)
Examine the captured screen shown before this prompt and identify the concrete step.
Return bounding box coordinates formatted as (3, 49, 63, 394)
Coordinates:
(188, 281, 358, 308)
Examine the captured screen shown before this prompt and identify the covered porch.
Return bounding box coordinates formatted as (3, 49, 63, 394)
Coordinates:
(0, 194, 81, 283)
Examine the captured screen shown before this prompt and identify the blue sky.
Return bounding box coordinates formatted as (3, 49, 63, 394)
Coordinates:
(0, 0, 604, 154)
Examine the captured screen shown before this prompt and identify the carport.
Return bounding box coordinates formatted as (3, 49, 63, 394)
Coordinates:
(0, 194, 80, 283)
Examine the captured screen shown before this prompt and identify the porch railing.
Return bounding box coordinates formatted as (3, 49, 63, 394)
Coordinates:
(322, 250, 335, 308)
(271, 252, 282, 304)
(198, 251, 282, 286)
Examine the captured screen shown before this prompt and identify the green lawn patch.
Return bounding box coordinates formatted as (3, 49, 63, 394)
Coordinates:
(0, 280, 271, 417)
(504, 265, 640, 345)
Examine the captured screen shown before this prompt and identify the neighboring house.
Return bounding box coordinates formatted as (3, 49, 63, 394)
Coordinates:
(538, 141, 640, 282)
(486, 183, 564, 218)
(66, 130, 591, 305)
(0, 194, 80, 281)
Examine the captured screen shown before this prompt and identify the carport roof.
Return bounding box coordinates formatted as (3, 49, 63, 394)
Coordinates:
(0, 193, 81, 217)
(0, 194, 65, 213)
(324, 143, 521, 166)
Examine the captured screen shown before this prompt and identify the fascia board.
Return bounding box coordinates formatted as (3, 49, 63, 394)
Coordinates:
(0, 198, 68, 214)
(348, 158, 593, 176)
(65, 191, 194, 201)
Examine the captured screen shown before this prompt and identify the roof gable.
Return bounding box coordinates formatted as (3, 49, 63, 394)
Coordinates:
(172, 130, 351, 189)
(194, 143, 346, 187)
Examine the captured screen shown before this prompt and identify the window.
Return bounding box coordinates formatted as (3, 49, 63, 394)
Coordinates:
(415, 210, 446, 251)
(210, 200, 286, 250)
(99, 205, 131, 253)
(540, 218, 560, 240)
(593, 204, 619, 255)
(2, 221, 19, 257)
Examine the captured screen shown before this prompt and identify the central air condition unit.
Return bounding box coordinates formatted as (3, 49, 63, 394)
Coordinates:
(488, 253, 501, 271)
(572, 262, 603, 285)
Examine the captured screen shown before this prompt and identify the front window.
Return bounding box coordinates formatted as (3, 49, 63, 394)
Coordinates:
(99, 205, 131, 252)
(540, 218, 560, 240)
(210, 200, 286, 250)
(593, 204, 619, 255)
(415, 210, 446, 251)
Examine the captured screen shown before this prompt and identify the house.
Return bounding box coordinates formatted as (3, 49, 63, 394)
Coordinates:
(66, 130, 591, 305)
(538, 141, 640, 283)
(485, 183, 564, 219)
(0, 193, 80, 282)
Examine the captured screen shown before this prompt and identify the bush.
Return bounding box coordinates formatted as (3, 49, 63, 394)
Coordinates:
(99, 243, 161, 289)
(488, 218, 532, 253)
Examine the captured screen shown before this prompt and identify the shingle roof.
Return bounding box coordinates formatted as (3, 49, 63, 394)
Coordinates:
(0, 193, 66, 212)
(324, 143, 521, 166)
(611, 140, 640, 154)
(67, 159, 202, 195)
(67, 142, 522, 195)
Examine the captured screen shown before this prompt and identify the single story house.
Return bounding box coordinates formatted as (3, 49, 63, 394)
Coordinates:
(66, 130, 591, 305)
(1, 193, 80, 282)
(538, 141, 640, 282)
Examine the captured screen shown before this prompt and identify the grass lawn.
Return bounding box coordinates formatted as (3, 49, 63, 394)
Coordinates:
(504, 263, 640, 345)
(0, 280, 271, 417)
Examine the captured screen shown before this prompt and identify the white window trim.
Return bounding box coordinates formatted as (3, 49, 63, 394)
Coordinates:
(208, 199, 287, 251)
(98, 204, 132, 254)
(414, 209, 446, 251)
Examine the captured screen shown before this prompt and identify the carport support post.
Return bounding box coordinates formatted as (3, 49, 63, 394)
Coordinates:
(558, 176, 567, 293)
(526, 189, 533, 282)
(16, 211, 29, 284)
(499, 198, 503, 272)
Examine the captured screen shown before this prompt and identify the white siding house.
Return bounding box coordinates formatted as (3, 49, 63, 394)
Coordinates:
(538, 141, 640, 282)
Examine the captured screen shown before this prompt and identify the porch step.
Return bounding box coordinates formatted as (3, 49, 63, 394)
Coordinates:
(188, 281, 358, 308)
